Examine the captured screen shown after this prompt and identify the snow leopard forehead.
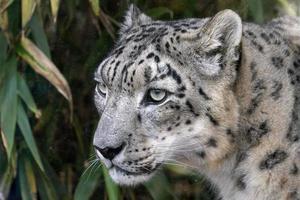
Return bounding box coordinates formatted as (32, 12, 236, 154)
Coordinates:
(95, 19, 209, 92)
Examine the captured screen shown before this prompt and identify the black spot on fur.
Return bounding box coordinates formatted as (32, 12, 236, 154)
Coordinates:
(284, 49, 290, 56)
(287, 128, 299, 143)
(270, 81, 283, 100)
(138, 59, 144, 65)
(288, 190, 299, 200)
(176, 93, 185, 98)
(144, 66, 152, 83)
(287, 110, 300, 143)
(145, 27, 156, 32)
(226, 128, 235, 142)
(155, 44, 161, 52)
(137, 114, 142, 123)
(247, 79, 266, 115)
(185, 119, 191, 125)
(236, 174, 247, 190)
(166, 64, 182, 84)
(236, 152, 248, 166)
(196, 151, 206, 158)
(259, 149, 288, 170)
(250, 61, 257, 81)
(111, 62, 119, 82)
(246, 120, 269, 145)
(251, 40, 264, 52)
(271, 57, 284, 69)
(186, 100, 198, 116)
(198, 87, 211, 100)
(206, 113, 219, 126)
(146, 52, 155, 59)
(165, 42, 170, 49)
(226, 129, 233, 136)
(207, 138, 217, 148)
(175, 105, 180, 110)
(294, 59, 300, 69)
(245, 30, 256, 38)
(260, 32, 271, 44)
(288, 69, 295, 75)
(290, 163, 299, 175)
(205, 47, 222, 58)
(181, 29, 187, 33)
(154, 55, 160, 63)
(178, 86, 186, 92)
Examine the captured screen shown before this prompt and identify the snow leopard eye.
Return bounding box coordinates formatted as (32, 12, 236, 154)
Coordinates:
(96, 83, 107, 97)
(145, 89, 168, 104)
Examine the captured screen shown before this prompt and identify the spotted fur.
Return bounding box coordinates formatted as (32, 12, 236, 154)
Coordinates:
(93, 5, 300, 200)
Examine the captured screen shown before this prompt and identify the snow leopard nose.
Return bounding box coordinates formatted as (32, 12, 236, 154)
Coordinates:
(94, 143, 125, 161)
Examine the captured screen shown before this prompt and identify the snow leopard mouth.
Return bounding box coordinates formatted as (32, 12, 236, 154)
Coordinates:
(108, 164, 161, 185)
(113, 165, 149, 176)
(112, 163, 161, 176)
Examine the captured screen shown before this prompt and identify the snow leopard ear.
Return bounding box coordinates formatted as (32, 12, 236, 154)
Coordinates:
(183, 10, 242, 76)
(119, 4, 152, 34)
(201, 9, 242, 55)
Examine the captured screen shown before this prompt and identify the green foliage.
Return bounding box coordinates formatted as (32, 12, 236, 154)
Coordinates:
(0, 0, 298, 199)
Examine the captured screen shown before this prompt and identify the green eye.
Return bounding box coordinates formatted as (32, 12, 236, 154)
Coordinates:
(96, 83, 107, 97)
(146, 89, 167, 104)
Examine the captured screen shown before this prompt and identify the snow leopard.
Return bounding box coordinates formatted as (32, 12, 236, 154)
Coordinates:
(93, 5, 300, 200)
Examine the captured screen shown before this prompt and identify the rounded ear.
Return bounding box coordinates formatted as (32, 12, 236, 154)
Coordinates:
(119, 4, 152, 34)
(201, 9, 242, 54)
(182, 10, 242, 76)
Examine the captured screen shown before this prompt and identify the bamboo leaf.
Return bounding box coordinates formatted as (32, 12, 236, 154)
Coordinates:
(74, 162, 102, 200)
(0, 0, 14, 13)
(19, 153, 36, 200)
(50, 0, 60, 23)
(29, 13, 51, 58)
(102, 166, 120, 200)
(34, 165, 57, 200)
(17, 101, 44, 171)
(0, 56, 18, 159)
(276, 0, 297, 16)
(0, 131, 7, 176)
(16, 36, 73, 116)
(24, 157, 37, 200)
(144, 172, 175, 200)
(0, 0, 10, 31)
(0, 31, 7, 89)
(0, 31, 7, 62)
(40, 156, 64, 198)
(22, 0, 36, 28)
(17, 73, 41, 118)
(89, 0, 100, 16)
(0, 146, 17, 199)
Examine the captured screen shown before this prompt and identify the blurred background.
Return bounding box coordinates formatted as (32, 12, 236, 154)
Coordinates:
(0, 0, 299, 199)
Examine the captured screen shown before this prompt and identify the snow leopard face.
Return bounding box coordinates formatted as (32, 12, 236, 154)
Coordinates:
(93, 5, 242, 185)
